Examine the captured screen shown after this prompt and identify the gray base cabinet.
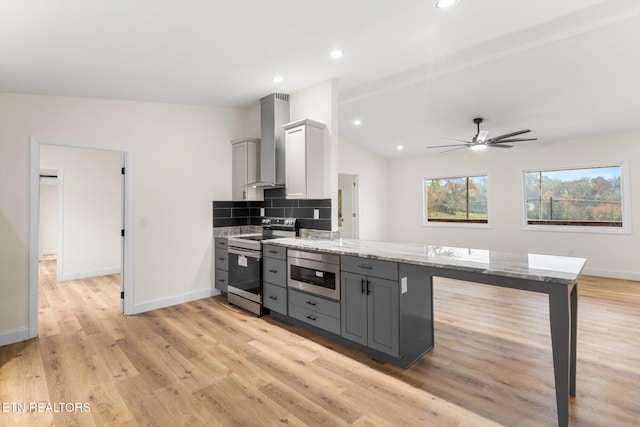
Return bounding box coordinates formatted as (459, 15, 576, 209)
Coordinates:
(288, 289, 341, 335)
(262, 244, 287, 315)
(341, 272, 400, 358)
(214, 238, 229, 293)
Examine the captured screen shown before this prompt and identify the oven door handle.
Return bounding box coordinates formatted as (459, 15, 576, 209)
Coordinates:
(228, 248, 261, 259)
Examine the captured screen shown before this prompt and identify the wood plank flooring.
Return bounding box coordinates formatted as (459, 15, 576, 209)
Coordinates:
(1, 257, 639, 426)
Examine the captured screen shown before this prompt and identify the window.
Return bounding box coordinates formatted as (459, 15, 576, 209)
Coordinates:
(424, 175, 488, 224)
(524, 165, 624, 228)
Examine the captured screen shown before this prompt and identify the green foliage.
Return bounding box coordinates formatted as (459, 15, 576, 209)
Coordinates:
(426, 176, 487, 221)
(525, 167, 622, 222)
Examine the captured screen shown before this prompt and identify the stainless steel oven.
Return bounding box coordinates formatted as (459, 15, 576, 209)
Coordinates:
(227, 245, 262, 315)
(226, 217, 298, 317)
(287, 250, 340, 300)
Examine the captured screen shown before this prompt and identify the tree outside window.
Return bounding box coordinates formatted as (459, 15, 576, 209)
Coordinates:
(425, 175, 488, 223)
(524, 165, 623, 227)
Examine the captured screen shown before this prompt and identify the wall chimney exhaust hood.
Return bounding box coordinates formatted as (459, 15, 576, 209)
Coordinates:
(249, 93, 290, 188)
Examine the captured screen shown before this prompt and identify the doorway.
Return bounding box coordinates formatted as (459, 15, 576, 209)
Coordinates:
(338, 173, 359, 239)
(28, 138, 134, 338)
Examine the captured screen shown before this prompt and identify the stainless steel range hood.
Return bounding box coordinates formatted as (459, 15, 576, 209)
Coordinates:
(250, 93, 290, 187)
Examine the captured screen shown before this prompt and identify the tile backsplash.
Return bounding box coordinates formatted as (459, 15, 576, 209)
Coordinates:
(212, 187, 332, 231)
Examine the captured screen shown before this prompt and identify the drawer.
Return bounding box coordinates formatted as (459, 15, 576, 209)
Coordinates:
(263, 283, 287, 315)
(214, 249, 228, 271)
(289, 303, 340, 335)
(263, 257, 287, 288)
(289, 289, 340, 319)
(215, 237, 228, 250)
(263, 244, 286, 261)
(341, 255, 398, 281)
(215, 268, 228, 293)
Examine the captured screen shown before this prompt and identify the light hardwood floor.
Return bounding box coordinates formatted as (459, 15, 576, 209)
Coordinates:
(1, 258, 639, 426)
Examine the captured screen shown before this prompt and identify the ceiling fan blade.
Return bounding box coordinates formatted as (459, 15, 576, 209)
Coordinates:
(486, 129, 531, 143)
(490, 138, 537, 144)
(487, 144, 513, 148)
(440, 146, 467, 153)
(440, 137, 473, 143)
(428, 143, 471, 149)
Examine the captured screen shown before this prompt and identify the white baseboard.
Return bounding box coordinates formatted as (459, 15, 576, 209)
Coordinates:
(583, 267, 640, 282)
(60, 267, 120, 282)
(0, 326, 31, 347)
(132, 288, 217, 314)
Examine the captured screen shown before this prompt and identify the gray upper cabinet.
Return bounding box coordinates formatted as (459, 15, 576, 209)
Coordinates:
(341, 260, 400, 358)
(283, 119, 326, 199)
(231, 138, 261, 201)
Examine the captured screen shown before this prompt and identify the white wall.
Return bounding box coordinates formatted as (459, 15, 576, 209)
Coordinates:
(339, 138, 390, 241)
(40, 145, 122, 280)
(388, 131, 640, 280)
(39, 178, 58, 257)
(0, 92, 251, 344)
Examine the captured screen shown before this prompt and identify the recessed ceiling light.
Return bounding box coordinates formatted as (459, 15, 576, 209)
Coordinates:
(353, 119, 362, 126)
(330, 49, 344, 59)
(434, 0, 458, 9)
(397, 145, 404, 150)
(273, 75, 284, 84)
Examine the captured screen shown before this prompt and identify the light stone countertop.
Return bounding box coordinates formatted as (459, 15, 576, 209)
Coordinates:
(264, 237, 587, 285)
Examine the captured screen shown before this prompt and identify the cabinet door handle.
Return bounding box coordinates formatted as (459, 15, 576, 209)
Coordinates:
(366, 279, 371, 295)
(268, 269, 278, 274)
(359, 264, 372, 270)
(218, 257, 226, 261)
(306, 301, 316, 306)
(269, 296, 278, 300)
(268, 250, 278, 254)
(306, 315, 317, 321)
(361, 278, 365, 294)
(219, 279, 226, 283)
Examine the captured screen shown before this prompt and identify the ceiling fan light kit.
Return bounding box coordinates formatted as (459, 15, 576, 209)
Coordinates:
(429, 117, 537, 153)
(434, 0, 459, 9)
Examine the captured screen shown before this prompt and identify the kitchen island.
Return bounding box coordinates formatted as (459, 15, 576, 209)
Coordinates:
(266, 237, 586, 427)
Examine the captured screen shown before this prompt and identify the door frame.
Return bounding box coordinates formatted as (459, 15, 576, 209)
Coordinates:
(28, 137, 135, 338)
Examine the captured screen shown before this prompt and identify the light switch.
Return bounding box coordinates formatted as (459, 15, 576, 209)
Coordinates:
(139, 217, 147, 227)
(313, 209, 320, 219)
(260, 207, 265, 216)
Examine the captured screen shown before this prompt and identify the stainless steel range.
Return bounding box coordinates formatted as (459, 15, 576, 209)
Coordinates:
(226, 217, 297, 316)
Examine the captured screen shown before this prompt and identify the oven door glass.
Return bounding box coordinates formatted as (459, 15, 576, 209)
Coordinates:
(228, 249, 262, 303)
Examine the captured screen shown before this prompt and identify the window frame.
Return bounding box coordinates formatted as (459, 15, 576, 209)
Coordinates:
(520, 161, 632, 235)
(422, 172, 491, 229)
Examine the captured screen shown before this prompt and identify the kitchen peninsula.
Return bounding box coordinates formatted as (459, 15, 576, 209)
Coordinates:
(265, 237, 586, 427)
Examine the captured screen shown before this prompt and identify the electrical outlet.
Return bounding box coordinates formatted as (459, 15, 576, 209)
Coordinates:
(313, 209, 320, 219)
(260, 207, 265, 217)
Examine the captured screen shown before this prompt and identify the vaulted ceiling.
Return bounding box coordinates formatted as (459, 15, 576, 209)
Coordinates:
(1, 0, 639, 158)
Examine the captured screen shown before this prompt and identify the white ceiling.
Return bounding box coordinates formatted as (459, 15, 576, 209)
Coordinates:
(1, 0, 639, 159)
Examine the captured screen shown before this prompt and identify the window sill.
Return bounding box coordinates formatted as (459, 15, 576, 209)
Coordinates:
(522, 223, 631, 235)
(423, 220, 491, 229)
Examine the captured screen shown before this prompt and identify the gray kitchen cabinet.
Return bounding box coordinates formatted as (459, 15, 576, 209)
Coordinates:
(283, 119, 326, 199)
(341, 271, 400, 357)
(214, 237, 229, 293)
(288, 288, 341, 335)
(231, 138, 261, 201)
(262, 244, 287, 314)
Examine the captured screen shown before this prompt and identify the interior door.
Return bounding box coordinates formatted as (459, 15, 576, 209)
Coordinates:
(338, 174, 359, 238)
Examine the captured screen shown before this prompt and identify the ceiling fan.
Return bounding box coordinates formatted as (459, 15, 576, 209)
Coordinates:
(429, 118, 537, 153)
